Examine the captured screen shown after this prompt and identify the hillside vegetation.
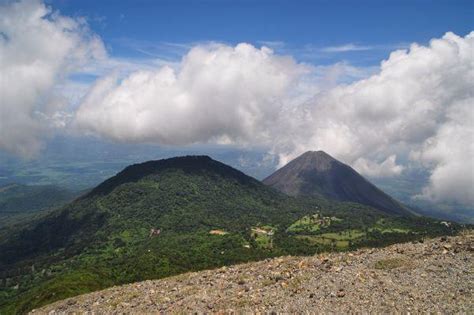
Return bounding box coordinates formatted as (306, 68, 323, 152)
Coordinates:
(0, 156, 459, 314)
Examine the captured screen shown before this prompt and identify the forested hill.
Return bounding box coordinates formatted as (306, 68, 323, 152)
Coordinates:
(86, 155, 259, 198)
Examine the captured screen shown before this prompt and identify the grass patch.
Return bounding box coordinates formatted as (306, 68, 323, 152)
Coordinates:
(320, 230, 365, 240)
(294, 229, 365, 249)
(295, 235, 349, 249)
(287, 214, 342, 233)
(370, 219, 412, 234)
(251, 226, 275, 249)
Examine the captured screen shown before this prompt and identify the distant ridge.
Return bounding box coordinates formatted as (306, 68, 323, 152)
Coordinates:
(263, 151, 412, 216)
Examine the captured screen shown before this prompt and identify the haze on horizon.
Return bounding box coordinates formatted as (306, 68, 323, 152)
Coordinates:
(0, 0, 473, 219)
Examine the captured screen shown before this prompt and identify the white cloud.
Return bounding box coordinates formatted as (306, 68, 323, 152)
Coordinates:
(320, 43, 373, 53)
(112, 38, 194, 59)
(77, 56, 177, 81)
(413, 98, 474, 204)
(353, 155, 404, 178)
(0, 0, 105, 157)
(75, 43, 311, 145)
(75, 32, 474, 206)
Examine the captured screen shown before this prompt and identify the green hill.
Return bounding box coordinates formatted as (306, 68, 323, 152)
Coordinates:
(0, 156, 458, 314)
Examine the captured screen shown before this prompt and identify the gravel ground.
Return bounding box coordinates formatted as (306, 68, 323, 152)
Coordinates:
(33, 231, 473, 314)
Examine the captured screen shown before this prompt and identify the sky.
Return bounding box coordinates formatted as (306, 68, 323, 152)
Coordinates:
(49, 0, 473, 65)
(0, 0, 473, 214)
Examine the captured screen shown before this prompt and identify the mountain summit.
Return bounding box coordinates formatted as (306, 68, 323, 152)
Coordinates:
(263, 151, 411, 216)
(86, 155, 257, 197)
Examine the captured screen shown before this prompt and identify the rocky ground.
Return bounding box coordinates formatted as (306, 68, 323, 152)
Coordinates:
(33, 231, 473, 314)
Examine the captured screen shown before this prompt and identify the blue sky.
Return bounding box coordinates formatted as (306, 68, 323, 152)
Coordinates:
(50, 0, 474, 66)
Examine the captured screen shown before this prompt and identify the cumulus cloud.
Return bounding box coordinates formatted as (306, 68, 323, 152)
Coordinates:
(76, 32, 474, 206)
(0, 0, 105, 157)
(353, 155, 404, 178)
(75, 43, 311, 145)
(413, 98, 474, 204)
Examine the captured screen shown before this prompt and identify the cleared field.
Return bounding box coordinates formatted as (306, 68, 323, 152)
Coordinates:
(287, 214, 342, 233)
(251, 226, 275, 249)
(370, 219, 412, 234)
(209, 229, 228, 235)
(295, 235, 349, 248)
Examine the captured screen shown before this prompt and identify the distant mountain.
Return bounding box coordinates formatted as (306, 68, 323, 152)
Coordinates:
(263, 151, 412, 216)
(0, 156, 454, 314)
